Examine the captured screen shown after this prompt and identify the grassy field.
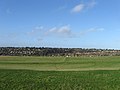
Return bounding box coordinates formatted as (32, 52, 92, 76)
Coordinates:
(1, 69, 120, 90)
(0, 56, 120, 90)
(0, 56, 120, 71)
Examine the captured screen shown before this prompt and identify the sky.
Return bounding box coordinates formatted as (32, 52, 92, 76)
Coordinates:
(0, 0, 120, 49)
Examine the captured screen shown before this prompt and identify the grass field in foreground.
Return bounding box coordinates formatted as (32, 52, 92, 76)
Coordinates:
(1, 56, 120, 90)
(0, 56, 120, 71)
(0, 69, 120, 90)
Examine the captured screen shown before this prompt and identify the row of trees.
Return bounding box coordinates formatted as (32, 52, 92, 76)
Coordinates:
(0, 47, 120, 56)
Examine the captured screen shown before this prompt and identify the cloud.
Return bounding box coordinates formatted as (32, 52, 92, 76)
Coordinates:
(86, 27, 104, 32)
(71, 4, 85, 13)
(71, 0, 96, 13)
(35, 26, 43, 30)
(80, 27, 104, 35)
(27, 25, 104, 39)
(27, 26, 43, 35)
(87, 0, 96, 8)
(47, 25, 73, 37)
(57, 6, 67, 11)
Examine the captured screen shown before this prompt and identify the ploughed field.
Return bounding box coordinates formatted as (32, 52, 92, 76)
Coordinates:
(0, 56, 120, 90)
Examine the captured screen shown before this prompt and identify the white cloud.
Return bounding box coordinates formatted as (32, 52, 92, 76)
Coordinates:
(47, 25, 72, 37)
(57, 6, 67, 11)
(27, 26, 43, 35)
(46, 26, 104, 38)
(87, 0, 96, 8)
(90, 28, 104, 32)
(57, 25, 71, 35)
(35, 26, 43, 30)
(71, 4, 85, 13)
(49, 27, 57, 33)
(80, 27, 104, 35)
(27, 25, 104, 39)
(71, 0, 96, 13)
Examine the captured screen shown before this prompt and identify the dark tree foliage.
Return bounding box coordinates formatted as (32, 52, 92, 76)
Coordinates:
(0, 47, 120, 56)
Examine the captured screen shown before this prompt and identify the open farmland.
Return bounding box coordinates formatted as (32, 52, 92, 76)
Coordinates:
(1, 69, 120, 90)
(0, 56, 120, 71)
(1, 56, 120, 90)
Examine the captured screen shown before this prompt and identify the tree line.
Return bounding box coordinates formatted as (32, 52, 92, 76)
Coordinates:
(0, 47, 120, 56)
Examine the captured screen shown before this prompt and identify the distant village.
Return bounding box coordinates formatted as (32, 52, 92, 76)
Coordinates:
(0, 47, 120, 57)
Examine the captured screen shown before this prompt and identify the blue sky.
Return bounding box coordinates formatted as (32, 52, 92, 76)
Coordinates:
(0, 0, 120, 49)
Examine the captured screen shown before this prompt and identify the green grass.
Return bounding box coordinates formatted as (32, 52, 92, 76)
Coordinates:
(0, 69, 120, 90)
(1, 56, 120, 90)
(0, 56, 120, 71)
